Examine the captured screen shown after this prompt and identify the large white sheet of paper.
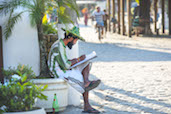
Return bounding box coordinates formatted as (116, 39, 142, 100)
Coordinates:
(70, 51, 97, 69)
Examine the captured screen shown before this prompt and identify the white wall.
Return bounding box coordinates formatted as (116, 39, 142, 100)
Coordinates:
(0, 9, 40, 75)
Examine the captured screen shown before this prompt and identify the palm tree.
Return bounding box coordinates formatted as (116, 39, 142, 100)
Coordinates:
(0, 0, 79, 76)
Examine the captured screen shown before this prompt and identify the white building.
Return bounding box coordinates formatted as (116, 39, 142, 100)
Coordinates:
(0, 5, 40, 75)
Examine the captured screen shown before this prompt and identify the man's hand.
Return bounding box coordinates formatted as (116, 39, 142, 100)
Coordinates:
(70, 55, 86, 66)
(79, 55, 86, 61)
(70, 58, 77, 66)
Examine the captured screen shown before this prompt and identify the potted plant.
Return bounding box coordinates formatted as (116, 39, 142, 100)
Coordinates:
(0, 65, 48, 114)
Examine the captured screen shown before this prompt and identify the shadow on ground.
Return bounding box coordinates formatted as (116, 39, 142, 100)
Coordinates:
(89, 74, 171, 114)
(79, 41, 171, 62)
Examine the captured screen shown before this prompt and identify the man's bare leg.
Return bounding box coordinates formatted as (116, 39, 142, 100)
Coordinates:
(82, 64, 91, 87)
(82, 64, 100, 113)
(82, 64, 92, 110)
(83, 91, 92, 110)
(101, 27, 104, 36)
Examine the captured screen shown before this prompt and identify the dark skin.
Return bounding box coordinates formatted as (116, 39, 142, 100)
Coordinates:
(63, 37, 98, 112)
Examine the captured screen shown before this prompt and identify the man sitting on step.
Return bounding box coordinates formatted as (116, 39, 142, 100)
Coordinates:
(48, 26, 101, 113)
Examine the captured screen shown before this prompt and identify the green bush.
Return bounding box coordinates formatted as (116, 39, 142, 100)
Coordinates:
(0, 65, 48, 112)
(2, 64, 36, 80)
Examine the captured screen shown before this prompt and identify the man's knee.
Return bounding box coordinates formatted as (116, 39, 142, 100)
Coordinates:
(85, 64, 90, 70)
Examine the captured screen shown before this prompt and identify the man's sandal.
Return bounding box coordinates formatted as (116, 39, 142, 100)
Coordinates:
(85, 80, 101, 92)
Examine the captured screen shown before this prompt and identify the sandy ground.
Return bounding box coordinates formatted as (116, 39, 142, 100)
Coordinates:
(59, 19, 171, 114)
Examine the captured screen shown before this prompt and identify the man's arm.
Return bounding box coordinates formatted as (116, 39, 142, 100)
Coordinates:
(69, 55, 86, 66)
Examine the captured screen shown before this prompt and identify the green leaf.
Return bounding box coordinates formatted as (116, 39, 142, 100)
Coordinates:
(21, 74, 27, 82)
(4, 11, 23, 40)
(41, 85, 48, 91)
(59, 6, 65, 14)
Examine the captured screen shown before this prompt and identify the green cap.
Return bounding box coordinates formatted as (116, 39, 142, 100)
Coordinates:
(62, 26, 85, 41)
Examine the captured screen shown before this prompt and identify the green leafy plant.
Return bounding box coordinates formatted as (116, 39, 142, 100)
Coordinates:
(0, 65, 48, 112)
(2, 64, 36, 80)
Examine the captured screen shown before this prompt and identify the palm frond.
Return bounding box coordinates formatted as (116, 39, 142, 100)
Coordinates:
(29, 0, 45, 27)
(0, 0, 28, 15)
(62, 0, 80, 18)
(58, 10, 74, 24)
(4, 12, 23, 40)
(56, 0, 79, 15)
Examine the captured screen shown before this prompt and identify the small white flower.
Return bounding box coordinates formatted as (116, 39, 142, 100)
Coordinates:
(4, 82, 9, 86)
(0, 105, 7, 111)
(12, 74, 21, 80)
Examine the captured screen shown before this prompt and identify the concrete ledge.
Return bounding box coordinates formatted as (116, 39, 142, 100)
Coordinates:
(32, 79, 68, 112)
(32, 78, 81, 112)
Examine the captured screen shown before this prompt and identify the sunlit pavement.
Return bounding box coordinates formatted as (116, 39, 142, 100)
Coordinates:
(59, 18, 171, 114)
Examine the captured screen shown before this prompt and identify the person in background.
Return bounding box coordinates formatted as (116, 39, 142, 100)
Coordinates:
(103, 9, 108, 35)
(92, 6, 105, 36)
(84, 8, 89, 26)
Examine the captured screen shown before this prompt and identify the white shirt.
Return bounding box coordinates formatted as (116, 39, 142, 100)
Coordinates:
(92, 11, 105, 23)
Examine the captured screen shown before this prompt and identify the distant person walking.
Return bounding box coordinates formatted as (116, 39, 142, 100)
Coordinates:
(82, 8, 89, 26)
(103, 9, 108, 34)
(84, 9, 88, 26)
(92, 6, 105, 36)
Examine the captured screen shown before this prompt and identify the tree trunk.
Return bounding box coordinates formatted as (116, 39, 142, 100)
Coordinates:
(0, 26, 4, 83)
(117, 0, 121, 34)
(112, 0, 116, 33)
(127, 0, 132, 37)
(139, 0, 152, 35)
(169, 0, 171, 35)
(37, 21, 49, 77)
(107, 0, 111, 32)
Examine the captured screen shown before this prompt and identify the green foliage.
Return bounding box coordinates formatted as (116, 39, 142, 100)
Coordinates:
(4, 12, 23, 40)
(0, 65, 48, 112)
(42, 22, 58, 35)
(2, 64, 36, 80)
(0, 0, 79, 40)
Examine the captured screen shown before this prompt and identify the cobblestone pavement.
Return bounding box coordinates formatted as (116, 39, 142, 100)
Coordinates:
(60, 19, 171, 114)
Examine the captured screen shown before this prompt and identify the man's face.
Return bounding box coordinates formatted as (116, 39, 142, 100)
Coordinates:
(67, 37, 78, 49)
(73, 38, 78, 44)
(97, 7, 100, 12)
